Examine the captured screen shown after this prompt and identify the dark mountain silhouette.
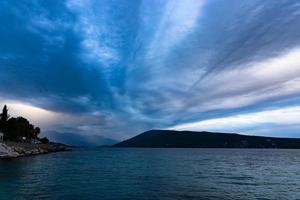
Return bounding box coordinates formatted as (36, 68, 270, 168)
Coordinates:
(47, 131, 118, 147)
(113, 130, 300, 148)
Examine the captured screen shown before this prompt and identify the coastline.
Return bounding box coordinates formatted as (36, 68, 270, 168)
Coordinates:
(0, 142, 68, 159)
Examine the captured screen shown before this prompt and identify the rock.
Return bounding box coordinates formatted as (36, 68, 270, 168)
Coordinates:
(0, 142, 68, 159)
(0, 143, 20, 158)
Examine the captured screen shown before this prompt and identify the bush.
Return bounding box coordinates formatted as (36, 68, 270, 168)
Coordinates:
(39, 137, 49, 144)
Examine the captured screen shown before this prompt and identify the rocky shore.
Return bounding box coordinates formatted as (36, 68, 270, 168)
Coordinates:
(0, 142, 68, 158)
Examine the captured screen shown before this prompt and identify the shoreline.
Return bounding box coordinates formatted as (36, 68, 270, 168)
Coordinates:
(0, 142, 69, 159)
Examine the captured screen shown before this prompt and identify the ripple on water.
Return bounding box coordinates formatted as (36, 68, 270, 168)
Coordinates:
(1, 148, 300, 200)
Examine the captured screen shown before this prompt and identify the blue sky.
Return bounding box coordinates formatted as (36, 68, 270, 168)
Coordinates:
(1, 0, 300, 140)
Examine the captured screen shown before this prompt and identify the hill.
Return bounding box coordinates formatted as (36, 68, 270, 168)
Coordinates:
(47, 131, 118, 147)
(113, 130, 300, 148)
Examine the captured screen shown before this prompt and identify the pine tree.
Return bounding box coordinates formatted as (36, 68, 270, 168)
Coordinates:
(0, 105, 9, 132)
(1, 105, 8, 122)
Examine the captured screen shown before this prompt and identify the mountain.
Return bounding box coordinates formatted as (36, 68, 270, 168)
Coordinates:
(113, 130, 300, 148)
(47, 131, 118, 147)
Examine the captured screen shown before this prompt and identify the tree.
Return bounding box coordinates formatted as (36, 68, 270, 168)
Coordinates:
(1, 105, 9, 122)
(0, 105, 9, 132)
(34, 127, 40, 139)
(39, 137, 49, 144)
(4, 116, 39, 142)
(5, 117, 17, 141)
(0, 105, 44, 143)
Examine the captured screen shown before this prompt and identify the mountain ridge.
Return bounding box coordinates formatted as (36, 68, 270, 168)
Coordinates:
(113, 130, 300, 148)
(47, 131, 118, 147)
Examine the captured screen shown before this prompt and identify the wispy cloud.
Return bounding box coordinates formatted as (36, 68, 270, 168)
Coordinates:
(186, 47, 300, 112)
(1, 0, 300, 139)
(169, 106, 300, 136)
(66, 0, 120, 66)
(145, 0, 205, 60)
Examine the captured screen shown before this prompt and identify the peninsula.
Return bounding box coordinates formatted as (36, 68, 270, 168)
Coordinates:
(113, 130, 300, 148)
(0, 105, 67, 158)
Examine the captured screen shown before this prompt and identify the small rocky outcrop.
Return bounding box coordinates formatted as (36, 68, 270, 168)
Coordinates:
(0, 142, 68, 159)
(0, 143, 19, 158)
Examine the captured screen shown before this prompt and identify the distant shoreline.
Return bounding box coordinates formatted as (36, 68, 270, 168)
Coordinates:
(113, 130, 300, 148)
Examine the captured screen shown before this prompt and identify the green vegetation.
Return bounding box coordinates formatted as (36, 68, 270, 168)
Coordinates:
(0, 105, 49, 143)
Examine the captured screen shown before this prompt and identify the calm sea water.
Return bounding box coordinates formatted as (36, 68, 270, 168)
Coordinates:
(1, 148, 300, 200)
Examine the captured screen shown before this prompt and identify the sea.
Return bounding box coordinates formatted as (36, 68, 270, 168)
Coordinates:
(1, 148, 300, 200)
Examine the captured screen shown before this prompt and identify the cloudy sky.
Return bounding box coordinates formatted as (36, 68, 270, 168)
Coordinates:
(1, 0, 300, 141)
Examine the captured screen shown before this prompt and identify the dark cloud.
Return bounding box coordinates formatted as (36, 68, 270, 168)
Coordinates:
(1, 0, 300, 139)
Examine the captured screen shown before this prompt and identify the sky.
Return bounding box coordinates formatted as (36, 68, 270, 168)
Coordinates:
(1, 0, 300, 142)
